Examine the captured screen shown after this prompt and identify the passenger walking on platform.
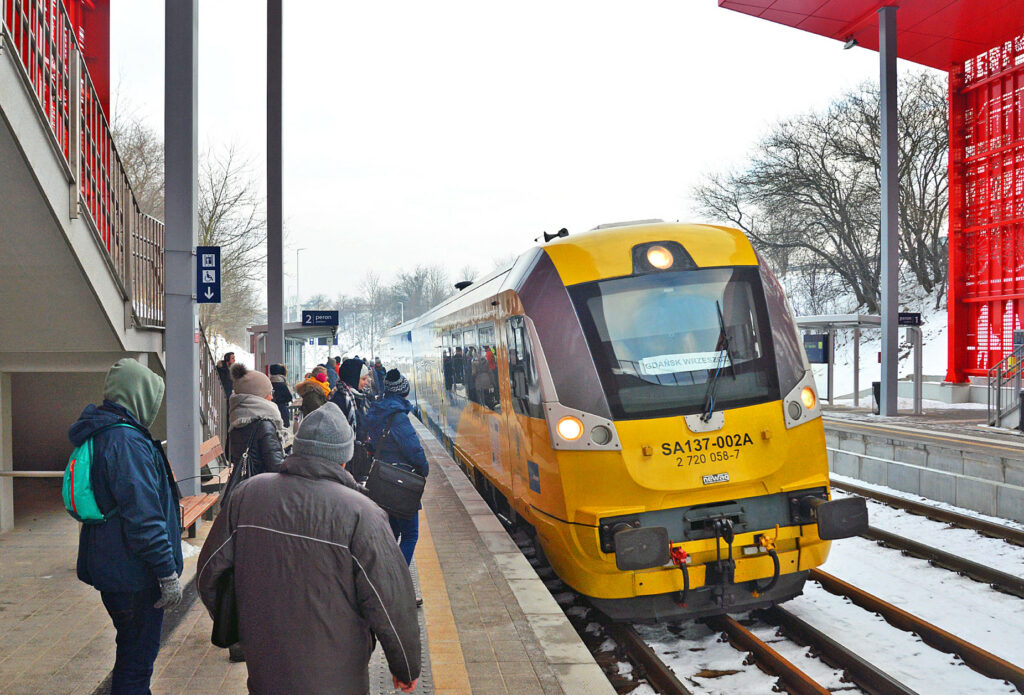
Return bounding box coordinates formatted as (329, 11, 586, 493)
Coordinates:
(197, 403, 421, 694)
(373, 357, 387, 396)
(227, 363, 286, 476)
(296, 366, 331, 416)
(215, 352, 235, 398)
(332, 358, 374, 478)
(269, 363, 294, 425)
(366, 369, 429, 573)
(70, 358, 183, 695)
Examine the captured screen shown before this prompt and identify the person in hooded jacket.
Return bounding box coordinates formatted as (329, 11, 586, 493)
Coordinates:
(268, 363, 294, 425)
(227, 363, 286, 477)
(321, 361, 339, 390)
(70, 358, 183, 695)
(295, 366, 330, 416)
(364, 369, 429, 570)
(197, 403, 421, 695)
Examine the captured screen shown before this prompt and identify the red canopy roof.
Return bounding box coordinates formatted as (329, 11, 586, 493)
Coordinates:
(719, 1, 1024, 71)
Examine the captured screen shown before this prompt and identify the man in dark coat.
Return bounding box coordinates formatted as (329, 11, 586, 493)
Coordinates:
(71, 358, 184, 694)
(215, 351, 235, 397)
(198, 403, 421, 694)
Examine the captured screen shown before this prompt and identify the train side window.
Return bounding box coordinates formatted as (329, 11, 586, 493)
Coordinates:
(505, 316, 544, 418)
(473, 324, 500, 412)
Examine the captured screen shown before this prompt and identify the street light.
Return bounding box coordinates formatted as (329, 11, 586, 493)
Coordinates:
(398, 301, 405, 323)
(295, 247, 306, 321)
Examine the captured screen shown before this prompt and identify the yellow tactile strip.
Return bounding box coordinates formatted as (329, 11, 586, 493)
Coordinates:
(416, 508, 473, 694)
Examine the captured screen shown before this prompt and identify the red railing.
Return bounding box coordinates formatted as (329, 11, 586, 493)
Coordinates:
(1, 0, 165, 327)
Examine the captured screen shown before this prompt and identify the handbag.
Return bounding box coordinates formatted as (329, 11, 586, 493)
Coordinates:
(211, 567, 239, 648)
(364, 415, 426, 520)
(222, 422, 264, 501)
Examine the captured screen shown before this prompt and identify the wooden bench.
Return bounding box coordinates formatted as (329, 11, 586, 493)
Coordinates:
(179, 436, 227, 538)
(200, 436, 232, 493)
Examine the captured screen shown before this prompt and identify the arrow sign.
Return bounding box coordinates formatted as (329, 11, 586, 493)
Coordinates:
(196, 246, 221, 304)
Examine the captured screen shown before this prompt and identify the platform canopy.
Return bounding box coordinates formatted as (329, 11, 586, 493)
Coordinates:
(719, 1, 1024, 70)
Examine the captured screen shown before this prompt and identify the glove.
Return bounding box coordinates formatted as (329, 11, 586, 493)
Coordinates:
(154, 574, 183, 609)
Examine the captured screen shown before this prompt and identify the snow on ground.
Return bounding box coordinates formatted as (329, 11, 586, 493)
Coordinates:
(635, 482, 1024, 693)
(832, 483, 1024, 577)
(209, 335, 254, 368)
(832, 396, 988, 410)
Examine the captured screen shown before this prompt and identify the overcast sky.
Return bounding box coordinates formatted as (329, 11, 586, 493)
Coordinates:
(110, 1, 938, 305)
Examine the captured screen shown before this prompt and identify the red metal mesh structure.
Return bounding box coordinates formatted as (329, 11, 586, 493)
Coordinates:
(947, 34, 1024, 381)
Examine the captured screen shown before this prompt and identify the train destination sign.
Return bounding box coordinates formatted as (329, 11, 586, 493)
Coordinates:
(302, 310, 339, 327)
(196, 245, 221, 304)
(898, 312, 922, 326)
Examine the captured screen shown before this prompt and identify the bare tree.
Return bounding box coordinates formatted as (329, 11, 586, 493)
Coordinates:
(693, 72, 948, 313)
(111, 104, 164, 220)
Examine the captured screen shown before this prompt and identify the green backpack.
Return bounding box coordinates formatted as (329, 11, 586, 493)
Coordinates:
(62, 423, 140, 524)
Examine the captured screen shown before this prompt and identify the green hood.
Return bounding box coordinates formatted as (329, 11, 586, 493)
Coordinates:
(103, 358, 165, 427)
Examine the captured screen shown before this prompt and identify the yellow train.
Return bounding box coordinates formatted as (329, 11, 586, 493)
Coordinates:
(385, 220, 866, 621)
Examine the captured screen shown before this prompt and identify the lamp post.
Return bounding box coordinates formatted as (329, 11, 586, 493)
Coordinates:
(295, 247, 306, 321)
(398, 301, 404, 324)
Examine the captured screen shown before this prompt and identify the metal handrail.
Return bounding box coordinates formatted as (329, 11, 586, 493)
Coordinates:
(1, 1, 165, 327)
(987, 344, 1024, 427)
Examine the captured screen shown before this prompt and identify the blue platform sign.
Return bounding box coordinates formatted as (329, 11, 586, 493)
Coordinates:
(803, 333, 830, 364)
(302, 310, 339, 327)
(196, 246, 221, 304)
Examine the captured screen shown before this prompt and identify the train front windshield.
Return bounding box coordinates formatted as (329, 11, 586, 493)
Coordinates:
(571, 267, 781, 419)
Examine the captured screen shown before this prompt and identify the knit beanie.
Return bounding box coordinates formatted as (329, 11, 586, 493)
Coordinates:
(269, 363, 286, 376)
(340, 358, 370, 389)
(292, 402, 354, 465)
(230, 363, 272, 398)
(385, 369, 410, 397)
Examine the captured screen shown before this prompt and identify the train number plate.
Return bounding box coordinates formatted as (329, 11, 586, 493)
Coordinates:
(662, 432, 754, 467)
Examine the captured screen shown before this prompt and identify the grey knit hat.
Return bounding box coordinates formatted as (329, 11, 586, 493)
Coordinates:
(292, 402, 354, 465)
(384, 369, 410, 396)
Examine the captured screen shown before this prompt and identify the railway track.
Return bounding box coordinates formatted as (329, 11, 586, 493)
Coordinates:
(831, 479, 1024, 546)
(613, 568, 1024, 695)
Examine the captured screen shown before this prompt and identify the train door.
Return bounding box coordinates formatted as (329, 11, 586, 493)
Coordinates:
(475, 324, 509, 493)
(504, 316, 544, 516)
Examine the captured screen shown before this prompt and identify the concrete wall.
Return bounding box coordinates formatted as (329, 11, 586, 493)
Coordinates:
(0, 373, 13, 531)
(825, 426, 1024, 524)
(11, 372, 106, 471)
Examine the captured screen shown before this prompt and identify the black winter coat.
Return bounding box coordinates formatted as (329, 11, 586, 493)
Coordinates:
(270, 379, 293, 424)
(227, 419, 285, 475)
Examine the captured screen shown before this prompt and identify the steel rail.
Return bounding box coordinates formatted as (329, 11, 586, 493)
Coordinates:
(605, 623, 692, 695)
(761, 606, 920, 695)
(864, 526, 1024, 598)
(810, 569, 1024, 691)
(831, 479, 1024, 546)
(703, 614, 831, 695)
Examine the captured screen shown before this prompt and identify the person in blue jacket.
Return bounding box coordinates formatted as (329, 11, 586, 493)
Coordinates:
(69, 358, 183, 695)
(365, 369, 429, 573)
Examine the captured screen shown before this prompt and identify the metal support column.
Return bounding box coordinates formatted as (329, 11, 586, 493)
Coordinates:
(267, 0, 284, 365)
(0, 373, 13, 532)
(853, 327, 861, 407)
(165, 0, 200, 496)
(911, 327, 923, 414)
(827, 328, 835, 405)
(879, 6, 899, 416)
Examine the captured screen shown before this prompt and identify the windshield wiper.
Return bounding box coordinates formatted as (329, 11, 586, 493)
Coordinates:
(700, 300, 735, 422)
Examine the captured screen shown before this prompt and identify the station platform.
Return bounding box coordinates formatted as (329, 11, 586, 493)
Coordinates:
(0, 422, 614, 695)
(821, 406, 1024, 524)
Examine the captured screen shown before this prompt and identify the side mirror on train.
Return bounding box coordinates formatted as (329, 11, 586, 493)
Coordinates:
(614, 526, 671, 571)
(801, 496, 868, 540)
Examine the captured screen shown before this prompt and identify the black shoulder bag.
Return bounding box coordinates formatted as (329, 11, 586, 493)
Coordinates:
(210, 567, 239, 648)
(364, 414, 426, 520)
(222, 420, 267, 501)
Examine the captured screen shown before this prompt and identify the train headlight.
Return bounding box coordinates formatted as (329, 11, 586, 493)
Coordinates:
(591, 425, 612, 445)
(557, 416, 584, 441)
(646, 245, 673, 270)
(801, 386, 817, 410)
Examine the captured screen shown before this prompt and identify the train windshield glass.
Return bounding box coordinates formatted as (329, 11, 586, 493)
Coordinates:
(571, 267, 780, 418)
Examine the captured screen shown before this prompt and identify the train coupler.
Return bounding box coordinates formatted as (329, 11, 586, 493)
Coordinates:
(669, 545, 690, 606)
